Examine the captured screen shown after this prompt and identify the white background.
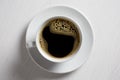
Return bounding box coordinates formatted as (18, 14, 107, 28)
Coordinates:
(0, 0, 120, 80)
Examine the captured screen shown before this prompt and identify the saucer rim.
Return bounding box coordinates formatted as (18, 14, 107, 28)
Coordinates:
(26, 5, 94, 74)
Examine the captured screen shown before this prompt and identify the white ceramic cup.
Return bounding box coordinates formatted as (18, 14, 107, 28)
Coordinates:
(35, 16, 82, 63)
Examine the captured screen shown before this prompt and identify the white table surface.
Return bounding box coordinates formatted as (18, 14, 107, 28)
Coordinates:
(0, 0, 120, 80)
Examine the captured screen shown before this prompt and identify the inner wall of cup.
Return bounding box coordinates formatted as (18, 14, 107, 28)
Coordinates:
(36, 16, 82, 63)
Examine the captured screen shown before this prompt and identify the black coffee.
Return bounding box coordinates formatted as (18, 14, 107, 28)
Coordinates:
(39, 18, 80, 58)
(42, 26, 74, 57)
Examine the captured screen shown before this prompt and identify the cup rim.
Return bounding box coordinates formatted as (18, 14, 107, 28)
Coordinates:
(35, 16, 82, 63)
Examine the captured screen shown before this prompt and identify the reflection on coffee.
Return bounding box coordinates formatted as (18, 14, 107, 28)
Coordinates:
(39, 18, 80, 58)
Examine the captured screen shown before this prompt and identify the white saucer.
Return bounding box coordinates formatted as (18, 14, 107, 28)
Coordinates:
(26, 6, 93, 74)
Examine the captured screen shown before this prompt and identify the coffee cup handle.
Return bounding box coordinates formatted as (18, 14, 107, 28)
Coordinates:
(26, 41, 36, 48)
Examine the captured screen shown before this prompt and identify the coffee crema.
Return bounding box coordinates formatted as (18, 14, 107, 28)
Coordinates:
(39, 18, 81, 58)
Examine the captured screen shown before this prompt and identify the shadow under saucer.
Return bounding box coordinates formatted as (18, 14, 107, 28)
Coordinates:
(11, 23, 74, 80)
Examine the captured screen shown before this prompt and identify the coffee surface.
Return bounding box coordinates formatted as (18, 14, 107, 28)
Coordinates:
(39, 18, 80, 58)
